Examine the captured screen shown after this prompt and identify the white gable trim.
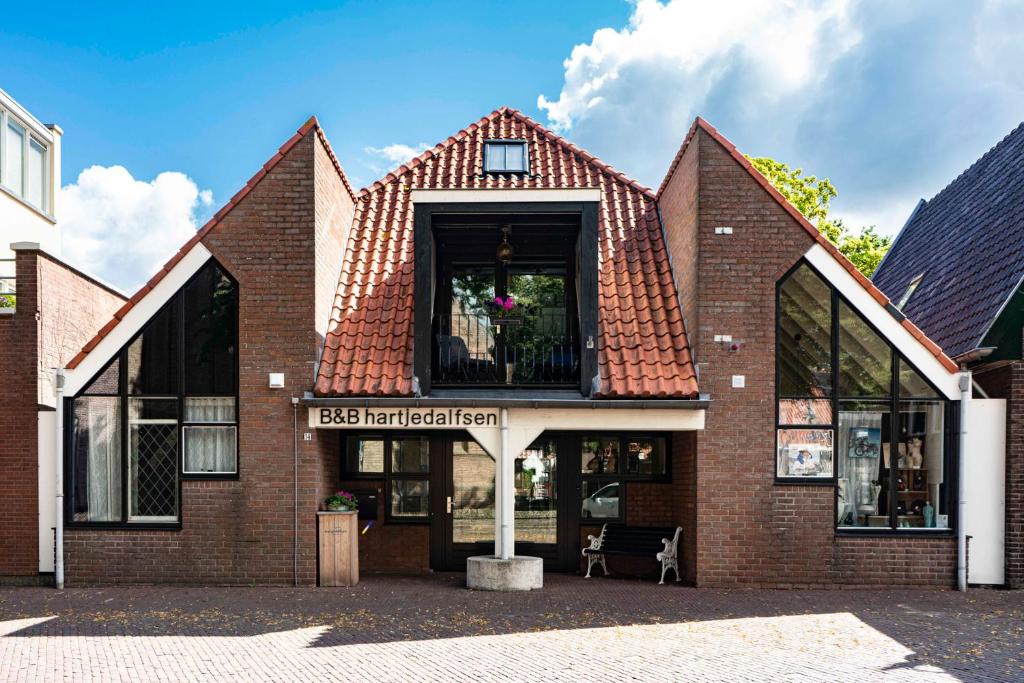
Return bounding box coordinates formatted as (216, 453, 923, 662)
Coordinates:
(804, 243, 959, 400)
(410, 188, 602, 203)
(64, 244, 213, 396)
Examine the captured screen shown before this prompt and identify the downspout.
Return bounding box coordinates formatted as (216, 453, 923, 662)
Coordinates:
(292, 397, 299, 586)
(957, 369, 971, 592)
(54, 368, 65, 590)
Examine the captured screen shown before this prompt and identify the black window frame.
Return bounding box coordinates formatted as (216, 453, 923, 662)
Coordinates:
(483, 139, 530, 174)
(579, 432, 672, 524)
(341, 433, 431, 524)
(65, 258, 240, 530)
(774, 258, 956, 536)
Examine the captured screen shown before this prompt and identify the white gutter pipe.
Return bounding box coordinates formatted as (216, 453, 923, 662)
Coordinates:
(54, 368, 65, 590)
(957, 370, 971, 592)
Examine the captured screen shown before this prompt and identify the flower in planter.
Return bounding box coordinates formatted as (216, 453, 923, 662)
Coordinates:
(325, 490, 358, 511)
(485, 296, 516, 315)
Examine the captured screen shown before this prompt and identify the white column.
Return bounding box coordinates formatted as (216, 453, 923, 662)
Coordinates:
(499, 407, 514, 560)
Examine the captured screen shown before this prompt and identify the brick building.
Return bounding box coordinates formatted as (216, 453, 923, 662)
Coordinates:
(37, 109, 976, 588)
(874, 121, 1024, 588)
(0, 243, 125, 582)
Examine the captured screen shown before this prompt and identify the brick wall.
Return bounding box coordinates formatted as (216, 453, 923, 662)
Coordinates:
(659, 128, 957, 588)
(65, 129, 352, 585)
(0, 248, 123, 578)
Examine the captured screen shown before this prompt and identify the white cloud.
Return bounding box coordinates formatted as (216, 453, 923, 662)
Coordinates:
(538, 0, 861, 133)
(364, 142, 430, 167)
(59, 165, 214, 291)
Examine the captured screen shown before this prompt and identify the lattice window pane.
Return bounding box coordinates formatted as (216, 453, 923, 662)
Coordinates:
(130, 423, 178, 519)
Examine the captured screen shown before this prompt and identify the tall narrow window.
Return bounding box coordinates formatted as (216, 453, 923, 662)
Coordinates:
(776, 264, 834, 479)
(27, 137, 46, 209)
(5, 119, 24, 195)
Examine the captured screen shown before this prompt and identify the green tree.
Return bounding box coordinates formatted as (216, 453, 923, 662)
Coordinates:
(747, 156, 892, 276)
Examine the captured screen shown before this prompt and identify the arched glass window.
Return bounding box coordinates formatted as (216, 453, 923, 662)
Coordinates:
(68, 260, 238, 526)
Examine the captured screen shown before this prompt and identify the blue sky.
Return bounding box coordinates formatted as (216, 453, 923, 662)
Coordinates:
(4, 0, 1024, 290)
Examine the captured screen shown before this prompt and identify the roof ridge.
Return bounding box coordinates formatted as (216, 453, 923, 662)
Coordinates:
(67, 117, 329, 370)
(659, 115, 959, 375)
(920, 119, 1024, 210)
(357, 106, 656, 198)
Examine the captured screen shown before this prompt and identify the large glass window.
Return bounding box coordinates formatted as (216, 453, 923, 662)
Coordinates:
(4, 118, 24, 195)
(67, 260, 239, 526)
(775, 260, 951, 532)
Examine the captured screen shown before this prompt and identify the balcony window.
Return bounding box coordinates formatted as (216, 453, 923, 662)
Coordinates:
(432, 220, 580, 386)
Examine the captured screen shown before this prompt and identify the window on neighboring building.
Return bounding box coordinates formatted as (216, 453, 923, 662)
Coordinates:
(68, 260, 239, 526)
(896, 273, 924, 310)
(342, 435, 430, 521)
(775, 260, 951, 533)
(0, 107, 49, 212)
(483, 141, 529, 173)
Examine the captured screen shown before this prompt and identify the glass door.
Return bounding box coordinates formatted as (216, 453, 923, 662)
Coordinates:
(431, 434, 575, 571)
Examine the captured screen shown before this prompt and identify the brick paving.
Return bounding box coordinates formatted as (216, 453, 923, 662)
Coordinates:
(1, 574, 1022, 682)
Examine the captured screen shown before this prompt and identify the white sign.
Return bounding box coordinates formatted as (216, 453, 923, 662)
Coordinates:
(311, 407, 499, 429)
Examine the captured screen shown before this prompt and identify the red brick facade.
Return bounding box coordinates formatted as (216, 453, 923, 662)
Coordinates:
(64, 130, 354, 585)
(658, 128, 956, 588)
(0, 247, 124, 579)
(44, 115, 967, 588)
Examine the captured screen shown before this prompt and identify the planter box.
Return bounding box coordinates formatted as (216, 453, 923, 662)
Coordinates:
(318, 511, 359, 587)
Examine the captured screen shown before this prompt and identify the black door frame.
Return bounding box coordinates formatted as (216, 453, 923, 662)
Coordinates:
(429, 431, 580, 572)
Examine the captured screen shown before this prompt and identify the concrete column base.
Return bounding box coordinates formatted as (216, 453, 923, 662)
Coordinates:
(466, 555, 543, 591)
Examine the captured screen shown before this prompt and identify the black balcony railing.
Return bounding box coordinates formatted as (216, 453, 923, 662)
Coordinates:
(434, 312, 579, 386)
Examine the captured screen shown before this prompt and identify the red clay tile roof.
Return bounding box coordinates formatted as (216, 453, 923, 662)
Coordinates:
(657, 118, 959, 374)
(66, 116, 354, 370)
(315, 107, 699, 398)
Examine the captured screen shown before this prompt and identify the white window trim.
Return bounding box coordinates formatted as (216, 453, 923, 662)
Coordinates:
(0, 105, 51, 214)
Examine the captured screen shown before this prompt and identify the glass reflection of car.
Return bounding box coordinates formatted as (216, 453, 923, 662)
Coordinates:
(582, 483, 619, 518)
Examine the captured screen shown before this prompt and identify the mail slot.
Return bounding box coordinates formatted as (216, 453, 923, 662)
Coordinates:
(354, 490, 379, 520)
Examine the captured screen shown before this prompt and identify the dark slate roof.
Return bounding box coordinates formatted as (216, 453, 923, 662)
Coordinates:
(873, 121, 1024, 359)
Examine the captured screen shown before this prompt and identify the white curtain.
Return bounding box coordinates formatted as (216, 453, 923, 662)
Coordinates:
(837, 410, 884, 527)
(184, 398, 236, 473)
(81, 398, 121, 521)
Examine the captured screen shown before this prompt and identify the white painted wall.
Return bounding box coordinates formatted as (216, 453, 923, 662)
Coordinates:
(38, 410, 56, 573)
(0, 88, 61, 263)
(964, 398, 1006, 585)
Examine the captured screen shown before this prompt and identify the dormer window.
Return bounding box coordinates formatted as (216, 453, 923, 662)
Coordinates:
(484, 140, 528, 174)
(896, 273, 924, 310)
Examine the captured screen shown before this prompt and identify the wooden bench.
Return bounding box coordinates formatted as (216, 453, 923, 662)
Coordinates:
(582, 524, 682, 584)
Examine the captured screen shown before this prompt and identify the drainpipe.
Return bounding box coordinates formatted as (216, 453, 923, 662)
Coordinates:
(292, 397, 299, 586)
(54, 368, 65, 590)
(499, 407, 513, 560)
(957, 369, 971, 592)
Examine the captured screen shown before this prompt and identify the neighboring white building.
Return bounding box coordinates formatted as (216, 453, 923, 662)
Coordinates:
(1, 87, 63, 298)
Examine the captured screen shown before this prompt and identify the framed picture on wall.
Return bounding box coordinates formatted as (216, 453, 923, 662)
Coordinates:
(776, 429, 834, 479)
(847, 427, 881, 459)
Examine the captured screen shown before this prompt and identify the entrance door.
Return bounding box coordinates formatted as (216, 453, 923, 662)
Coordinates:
(431, 433, 575, 571)
(432, 436, 496, 569)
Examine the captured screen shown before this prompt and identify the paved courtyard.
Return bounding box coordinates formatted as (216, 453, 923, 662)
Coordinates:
(1, 574, 1022, 682)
